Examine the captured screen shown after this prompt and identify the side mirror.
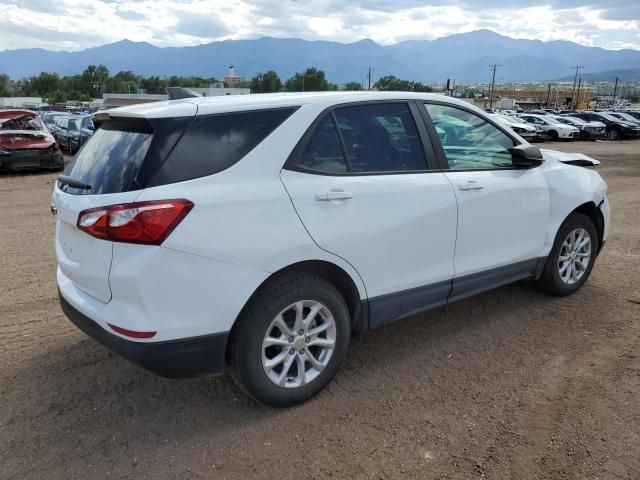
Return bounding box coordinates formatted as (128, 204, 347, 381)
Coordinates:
(509, 144, 544, 167)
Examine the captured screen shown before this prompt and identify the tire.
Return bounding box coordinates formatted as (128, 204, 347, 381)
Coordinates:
(228, 273, 351, 407)
(607, 128, 620, 141)
(549, 130, 559, 141)
(536, 212, 599, 296)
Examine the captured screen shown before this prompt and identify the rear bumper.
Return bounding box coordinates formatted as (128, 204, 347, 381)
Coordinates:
(59, 291, 229, 378)
(0, 149, 63, 170)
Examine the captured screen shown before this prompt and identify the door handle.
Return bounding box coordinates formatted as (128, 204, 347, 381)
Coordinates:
(315, 190, 354, 201)
(458, 181, 484, 191)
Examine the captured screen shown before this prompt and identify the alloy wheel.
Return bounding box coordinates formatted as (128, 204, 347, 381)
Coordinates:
(261, 300, 336, 388)
(558, 228, 592, 285)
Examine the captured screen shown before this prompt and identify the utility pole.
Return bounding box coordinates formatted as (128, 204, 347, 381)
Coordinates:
(576, 78, 582, 109)
(570, 65, 583, 108)
(488, 64, 501, 110)
(612, 77, 619, 106)
(368, 67, 372, 91)
(545, 83, 552, 107)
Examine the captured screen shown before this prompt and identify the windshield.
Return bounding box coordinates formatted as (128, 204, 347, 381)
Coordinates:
(510, 116, 527, 124)
(493, 114, 513, 125)
(68, 118, 82, 130)
(610, 112, 636, 122)
(598, 113, 622, 122)
(556, 116, 586, 125)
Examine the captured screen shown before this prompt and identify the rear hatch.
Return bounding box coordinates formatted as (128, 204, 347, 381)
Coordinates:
(53, 113, 191, 302)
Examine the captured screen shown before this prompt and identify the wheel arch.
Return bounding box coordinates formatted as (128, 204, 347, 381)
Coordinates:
(571, 201, 605, 252)
(231, 260, 368, 341)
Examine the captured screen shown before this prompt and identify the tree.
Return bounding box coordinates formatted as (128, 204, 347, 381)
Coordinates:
(250, 71, 282, 93)
(285, 67, 331, 92)
(47, 90, 67, 104)
(374, 75, 433, 93)
(343, 82, 363, 91)
(0, 74, 11, 96)
(23, 72, 61, 96)
(82, 65, 110, 97)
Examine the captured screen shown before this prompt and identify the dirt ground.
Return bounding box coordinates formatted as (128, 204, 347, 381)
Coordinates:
(1, 140, 639, 480)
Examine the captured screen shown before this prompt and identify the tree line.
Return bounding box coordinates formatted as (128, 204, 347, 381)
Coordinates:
(0, 64, 433, 103)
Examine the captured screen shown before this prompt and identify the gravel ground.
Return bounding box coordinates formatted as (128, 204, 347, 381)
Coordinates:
(1, 140, 639, 480)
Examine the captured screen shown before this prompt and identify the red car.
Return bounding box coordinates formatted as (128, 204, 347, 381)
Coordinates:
(0, 109, 64, 171)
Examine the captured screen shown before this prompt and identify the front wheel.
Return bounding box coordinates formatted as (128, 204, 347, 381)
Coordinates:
(549, 130, 559, 141)
(536, 212, 599, 296)
(228, 273, 351, 407)
(607, 128, 620, 141)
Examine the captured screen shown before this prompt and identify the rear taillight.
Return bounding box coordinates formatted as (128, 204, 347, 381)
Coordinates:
(77, 199, 193, 245)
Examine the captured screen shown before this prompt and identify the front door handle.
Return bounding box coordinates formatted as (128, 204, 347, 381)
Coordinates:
(316, 190, 354, 201)
(458, 181, 484, 191)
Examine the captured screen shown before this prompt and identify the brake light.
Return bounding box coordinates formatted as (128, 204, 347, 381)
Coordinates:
(77, 199, 193, 245)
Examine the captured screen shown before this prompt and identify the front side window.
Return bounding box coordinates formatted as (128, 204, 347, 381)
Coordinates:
(333, 103, 427, 173)
(425, 103, 516, 170)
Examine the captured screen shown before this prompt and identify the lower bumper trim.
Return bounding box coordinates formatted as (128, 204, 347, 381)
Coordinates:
(59, 291, 229, 378)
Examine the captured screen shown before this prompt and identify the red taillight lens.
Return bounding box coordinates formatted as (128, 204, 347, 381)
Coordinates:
(77, 199, 193, 245)
(107, 323, 156, 339)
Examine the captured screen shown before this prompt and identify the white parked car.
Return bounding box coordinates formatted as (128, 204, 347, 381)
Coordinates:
(489, 113, 538, 140)
(53, 92, 610, 406)
(519, 113, 580, 140)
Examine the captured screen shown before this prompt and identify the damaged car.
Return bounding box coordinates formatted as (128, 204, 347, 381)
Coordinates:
(0, 109, 64, 172)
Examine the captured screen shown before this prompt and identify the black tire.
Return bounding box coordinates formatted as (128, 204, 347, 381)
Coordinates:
(228, 273, 351, 407)
(548, 130, 559, 141)
(536, 212, 599, 296)
(607, 128, 620, 141)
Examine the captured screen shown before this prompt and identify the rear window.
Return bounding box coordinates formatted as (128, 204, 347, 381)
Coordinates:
(62, 119, 152, 195)
(61, 107, 296, 195)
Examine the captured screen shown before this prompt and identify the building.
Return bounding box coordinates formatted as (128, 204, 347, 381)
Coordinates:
(102, 85, 250, 108)
(223, 66, 245, 88)
(0, 97, 47, 109)
(187, 86, 249, 97)
(102, 93, 168, 108)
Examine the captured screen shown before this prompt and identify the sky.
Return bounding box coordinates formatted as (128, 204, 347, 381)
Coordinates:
(1, 0, 639, 52)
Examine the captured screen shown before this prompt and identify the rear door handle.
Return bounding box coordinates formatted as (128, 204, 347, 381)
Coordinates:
(315, 190, 354, 201)
(458, 181, 484, 191)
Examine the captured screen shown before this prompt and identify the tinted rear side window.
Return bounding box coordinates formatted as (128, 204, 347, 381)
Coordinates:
(143, 107, 297, 188)
(293, 114, 348, 174)
(62, 119, 152, 195)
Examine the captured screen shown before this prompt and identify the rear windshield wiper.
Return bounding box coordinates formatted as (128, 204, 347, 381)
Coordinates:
(57, 175, 92, 190)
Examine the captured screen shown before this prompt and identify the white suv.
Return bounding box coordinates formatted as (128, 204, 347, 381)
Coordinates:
(53, 92, 610, 406)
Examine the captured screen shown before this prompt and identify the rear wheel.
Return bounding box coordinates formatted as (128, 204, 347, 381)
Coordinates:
(228, 273, 351, 407)
(536, 212, 599, 296)
(549, 130, 559, 141)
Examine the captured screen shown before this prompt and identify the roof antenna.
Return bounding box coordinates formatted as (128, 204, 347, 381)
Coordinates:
(166, 87, 202, 100)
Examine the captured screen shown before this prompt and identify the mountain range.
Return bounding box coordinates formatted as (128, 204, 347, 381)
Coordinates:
(2, 30, 639, 83)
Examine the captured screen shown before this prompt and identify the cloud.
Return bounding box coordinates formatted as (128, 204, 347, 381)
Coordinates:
(0, 0, 638, 52)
